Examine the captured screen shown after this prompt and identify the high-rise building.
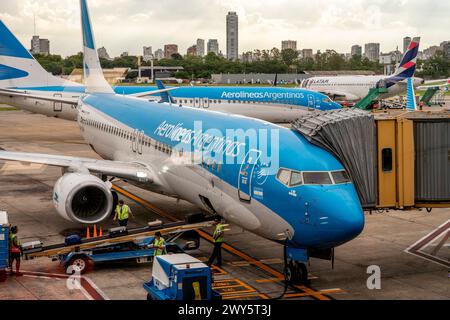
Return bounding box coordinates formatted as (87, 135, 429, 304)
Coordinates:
(403, 37, 411, 53)
(364, 43, 380, 62)
(226, 12, 239, 60)
(143, 46, 153, 62)
(154, 49, 164, 60)
(207, 39, 219, 55)
(187, 45, 197, 56)
(120, 52, 129, 58)
(423, 46, 440, 59)
(301, 49, 313, 59)
(440, 41, 450, 58)
(164, 44, 179, 59)
(196, 39, 205, 57)
(282, 40, 297, 51)
(98, 47, 111, 60)
(30, 35, 50, 55)
(351, 45, 362, 57)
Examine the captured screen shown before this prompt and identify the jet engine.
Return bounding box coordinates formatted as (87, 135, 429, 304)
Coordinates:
(53, 173, 113, 224)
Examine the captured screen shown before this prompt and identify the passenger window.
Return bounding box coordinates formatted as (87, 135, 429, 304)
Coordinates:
(303, 172, 332, 185)
(332, 171, 351, 184)
(277, 169, 291, 186)
(290, 171, 303, 187)
(382, 148, 393, 172)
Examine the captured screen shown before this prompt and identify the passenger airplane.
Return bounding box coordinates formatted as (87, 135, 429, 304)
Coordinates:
(0, 20, 340, 124)
(300, 38, 424, 102)
(0, 0, 363, 283)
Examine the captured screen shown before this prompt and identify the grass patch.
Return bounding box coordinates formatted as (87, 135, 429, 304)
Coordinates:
(0, 107, 18, 111)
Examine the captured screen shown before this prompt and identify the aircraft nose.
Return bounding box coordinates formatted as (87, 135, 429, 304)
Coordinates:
(317, 186, 365, 246)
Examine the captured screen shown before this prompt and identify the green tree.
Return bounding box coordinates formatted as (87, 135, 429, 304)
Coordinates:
(281, 48, 299, 69)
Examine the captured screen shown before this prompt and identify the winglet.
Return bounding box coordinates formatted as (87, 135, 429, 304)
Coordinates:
(156, 79, 175, 103)
(80, 0, 113, 94)
(406, 77, 418, 111)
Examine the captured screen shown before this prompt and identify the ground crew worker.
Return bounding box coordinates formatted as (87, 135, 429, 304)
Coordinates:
(207, 218, 225, 267)
(9, 226, 23, 277)
(151, 232, 166, 256)
(113, 200, 134, 227)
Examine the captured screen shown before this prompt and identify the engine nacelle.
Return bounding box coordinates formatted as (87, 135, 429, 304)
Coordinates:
(53, 173, 113, 224)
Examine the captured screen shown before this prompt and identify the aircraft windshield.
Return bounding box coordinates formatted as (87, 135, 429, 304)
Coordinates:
(276, 169, 351, 187)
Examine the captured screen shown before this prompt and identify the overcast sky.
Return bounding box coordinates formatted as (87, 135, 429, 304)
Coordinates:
(0, 0, 449, 57)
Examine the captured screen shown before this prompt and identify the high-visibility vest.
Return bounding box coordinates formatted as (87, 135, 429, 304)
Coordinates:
(9, 233, 21, 253)
(213, 224, 225, 243)
(153, 237, 166, 256)
(116, 205, 129, 220)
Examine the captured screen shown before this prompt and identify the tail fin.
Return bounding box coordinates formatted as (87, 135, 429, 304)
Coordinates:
(80, 0, 113, 94)
(155, 80, 175, 103)
(392, 37, 421, 79)
(406, 77, 418, 111)
(0, 20, 77, 89)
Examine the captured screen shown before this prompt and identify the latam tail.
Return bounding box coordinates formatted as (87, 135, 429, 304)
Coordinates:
(80, 0, 113, 94)
(0, 20, 81, 89)
(386, 37, 421, 86)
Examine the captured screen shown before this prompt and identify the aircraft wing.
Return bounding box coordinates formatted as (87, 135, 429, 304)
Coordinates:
(0, 88, 79, 105)
(318, 89, 360, 101)
(130, 87, 179, 98)
(0, 151, 155, 183)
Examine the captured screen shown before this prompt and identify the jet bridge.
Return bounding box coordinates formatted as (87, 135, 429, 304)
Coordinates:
(292, 109, 450, 211)
(292, 108, 377, 208)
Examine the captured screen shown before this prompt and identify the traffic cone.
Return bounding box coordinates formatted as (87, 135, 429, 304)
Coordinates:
(93, 225, 98, 238)
(86, 227, 91, 239)
(99, 227, 103, 237)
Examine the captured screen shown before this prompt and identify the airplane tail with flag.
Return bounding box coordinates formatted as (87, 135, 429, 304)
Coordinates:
(386, 37, 421, 86)
(0, 20, 80, 89)
(80, 0, 114, 94)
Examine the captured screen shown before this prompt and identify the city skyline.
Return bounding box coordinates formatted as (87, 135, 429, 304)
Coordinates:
(0, 0, 449, 57)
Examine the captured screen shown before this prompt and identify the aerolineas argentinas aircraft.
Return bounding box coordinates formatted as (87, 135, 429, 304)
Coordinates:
(0, 20, 340, 124)
(0, 0, 364, 283)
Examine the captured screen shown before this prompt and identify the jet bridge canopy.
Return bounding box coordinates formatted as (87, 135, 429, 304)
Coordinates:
(292, 109, 377, 208)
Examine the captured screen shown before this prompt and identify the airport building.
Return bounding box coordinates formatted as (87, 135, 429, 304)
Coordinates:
(282, 40, 297, 51)
(207, 39, 219, 55)
(30, 35, 50, 55)
(196, 39, 205, 57)
(164, 44, 179, 59)
(226, 11, 239, 60)
(364, 43, 380, 62)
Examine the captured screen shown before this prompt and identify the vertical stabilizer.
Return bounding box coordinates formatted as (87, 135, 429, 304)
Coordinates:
(80, 0, 113, 94)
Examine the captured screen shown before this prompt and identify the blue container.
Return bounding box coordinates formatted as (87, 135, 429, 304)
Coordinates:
(0, 211, 9, 270)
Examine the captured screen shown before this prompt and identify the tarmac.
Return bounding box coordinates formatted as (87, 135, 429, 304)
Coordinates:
(0, 107, 449, 300)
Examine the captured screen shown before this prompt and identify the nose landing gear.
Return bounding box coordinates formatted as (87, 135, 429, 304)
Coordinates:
(286, 261, 309, 285)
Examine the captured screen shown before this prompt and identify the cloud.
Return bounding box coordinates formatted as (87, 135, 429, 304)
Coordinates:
(0, 0, 448, 57)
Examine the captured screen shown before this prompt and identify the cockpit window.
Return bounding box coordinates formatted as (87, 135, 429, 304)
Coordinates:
(332, 170, 351, 184)
(303, 172, 333, 185)
(277, 169, 291, 186)
(290, 171, 303, 187)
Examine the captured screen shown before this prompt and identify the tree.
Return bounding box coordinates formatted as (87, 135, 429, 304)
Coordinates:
(281, 49, 299, 69)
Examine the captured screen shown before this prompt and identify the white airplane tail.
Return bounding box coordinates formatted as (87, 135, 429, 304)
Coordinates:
(80, 0, 113, 94)
(0, 20, 79, 89)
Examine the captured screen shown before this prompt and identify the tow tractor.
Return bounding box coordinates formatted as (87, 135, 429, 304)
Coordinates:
(23, 217, 216, 275)
(144, 253, 221, 301)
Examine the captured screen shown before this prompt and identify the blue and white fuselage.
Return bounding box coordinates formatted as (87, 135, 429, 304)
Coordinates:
(78, 93, 364, 249)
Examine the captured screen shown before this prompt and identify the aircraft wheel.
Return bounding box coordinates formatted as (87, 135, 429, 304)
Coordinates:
(286, 262, 309, 285)
(147, 293, 154, 301)
(426, 208, 433, 213)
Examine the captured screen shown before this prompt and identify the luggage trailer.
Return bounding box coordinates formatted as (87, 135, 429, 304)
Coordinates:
(22, 219, 216, 274)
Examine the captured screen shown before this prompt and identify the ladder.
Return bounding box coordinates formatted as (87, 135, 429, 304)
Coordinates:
(420, 87, 440, 106)
(355, 87, 389, 110)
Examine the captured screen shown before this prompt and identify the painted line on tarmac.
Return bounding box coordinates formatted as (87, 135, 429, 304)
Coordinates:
(20, 270, 109, 300)
(405, 219, 450, 268)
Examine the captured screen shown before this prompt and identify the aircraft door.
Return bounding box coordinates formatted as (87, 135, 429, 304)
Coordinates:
(238, 149, 262, 202)
(203, 98, 210, 109)
(53, 93, 63, 112)
(307, 95, 315, 108)
(131, 129, 138, 152)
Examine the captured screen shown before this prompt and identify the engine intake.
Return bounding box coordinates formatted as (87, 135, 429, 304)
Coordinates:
(53, 173, 113, 224)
